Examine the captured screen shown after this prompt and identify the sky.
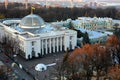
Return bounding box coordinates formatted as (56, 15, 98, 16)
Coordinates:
(0, 0, 119, 2)
(0, 0, 120, 3)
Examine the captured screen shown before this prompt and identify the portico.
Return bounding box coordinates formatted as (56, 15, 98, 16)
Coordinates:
(0, 13, 77, 59)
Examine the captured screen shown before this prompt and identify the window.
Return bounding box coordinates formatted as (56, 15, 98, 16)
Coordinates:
(32, 48, 34, 51)
(31, 41, 34, 46)
(70, 36, 72, 40)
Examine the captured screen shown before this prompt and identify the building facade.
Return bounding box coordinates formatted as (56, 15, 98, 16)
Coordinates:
(54, 17, 113, 30)
(0, 14, 77, 59)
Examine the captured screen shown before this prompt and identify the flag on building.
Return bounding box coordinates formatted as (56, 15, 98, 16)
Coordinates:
(31, 6, 35, 10)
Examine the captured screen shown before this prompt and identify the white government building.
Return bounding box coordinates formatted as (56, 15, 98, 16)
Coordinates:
(0, 13, 77, 59)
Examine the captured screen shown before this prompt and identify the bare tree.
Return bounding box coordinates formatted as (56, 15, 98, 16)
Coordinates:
(0, 35, 19, 58)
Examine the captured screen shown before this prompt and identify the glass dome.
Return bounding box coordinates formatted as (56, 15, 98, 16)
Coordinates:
(20, 14, 45, 29)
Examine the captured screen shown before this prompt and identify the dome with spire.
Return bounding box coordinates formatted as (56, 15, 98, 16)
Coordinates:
(20, 14, 45, 29)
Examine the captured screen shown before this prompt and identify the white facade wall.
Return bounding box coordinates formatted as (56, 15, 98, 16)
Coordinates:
(0, 27, 5, 39)
(22, 31, 77, 59)
(0, 24, 77, 59)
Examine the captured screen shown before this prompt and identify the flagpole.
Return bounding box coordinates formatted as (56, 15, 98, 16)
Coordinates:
(31, 6, 35, 14)
(31, 6, 35, 26)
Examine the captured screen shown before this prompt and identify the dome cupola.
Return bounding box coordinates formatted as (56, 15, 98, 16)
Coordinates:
(20, 14, 45, 29)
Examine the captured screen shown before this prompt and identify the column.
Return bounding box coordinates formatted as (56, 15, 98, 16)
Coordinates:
(72, 35, 77, 49)
(71, 37, 74, 49)
(64, 35, 69, 51)
(57, 37, 59, 52)
(35, 39, 41, 57)
(42, 40, 44, 55)
(60, 37, 62, 51)
(49, 38, 51, 53)
(53, 38, 55, 53)
(25, 41, 31, 59)
(45, 39, 48, 54)
(39, 39, 41, 55)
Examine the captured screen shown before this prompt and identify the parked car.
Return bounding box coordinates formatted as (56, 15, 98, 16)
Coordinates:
(5, 58, 10, 63)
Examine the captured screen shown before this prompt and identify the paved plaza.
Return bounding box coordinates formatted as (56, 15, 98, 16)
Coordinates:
(16, 52, 65, 80)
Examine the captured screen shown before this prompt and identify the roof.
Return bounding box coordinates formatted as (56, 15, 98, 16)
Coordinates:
(20, 14, 45, 29)
(78, 28, 107, 39)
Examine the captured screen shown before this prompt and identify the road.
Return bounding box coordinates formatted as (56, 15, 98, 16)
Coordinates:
(0, 52, 34, 80)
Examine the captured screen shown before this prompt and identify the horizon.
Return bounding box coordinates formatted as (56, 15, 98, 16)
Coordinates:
(1, 0, 120, 8)
(0, 0, 120, 2)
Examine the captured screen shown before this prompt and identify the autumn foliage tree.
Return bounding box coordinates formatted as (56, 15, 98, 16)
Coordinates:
(108, 66, 120, 80)
(53, 34, 120, 80)
(106, 35, 120, 65)
(53, 44, 112, 80)
(106, 35, 119, 47)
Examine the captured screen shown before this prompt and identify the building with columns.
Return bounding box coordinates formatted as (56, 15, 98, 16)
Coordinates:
(54, 17, 113, 30)
(52, 17, 114, 45)
(74, 17, 113, 30)
(0, 14, 77, 59)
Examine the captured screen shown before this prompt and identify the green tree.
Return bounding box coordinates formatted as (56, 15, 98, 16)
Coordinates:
(69, 21, 75, 30)
(76, 30, 83, 38)
(113, 23, 120, 38)
(82, 32, 90, 44)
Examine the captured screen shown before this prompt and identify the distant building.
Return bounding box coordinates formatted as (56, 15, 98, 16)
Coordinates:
(52, 17, 115, 45)
(0, 14, 77, 59)
(54, 17, 113, 30)
(25, 0, 28, 9)
(4, 0, 8, 9)
(73, 17, 113, 30)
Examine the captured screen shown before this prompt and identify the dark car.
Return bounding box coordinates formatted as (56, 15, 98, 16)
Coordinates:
(5, 58, 10, 63)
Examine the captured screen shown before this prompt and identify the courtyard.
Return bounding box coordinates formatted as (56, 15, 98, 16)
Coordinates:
(15, 52, 65, 80)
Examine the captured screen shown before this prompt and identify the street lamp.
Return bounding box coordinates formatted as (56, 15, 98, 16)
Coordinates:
(13, 54, 17, 63)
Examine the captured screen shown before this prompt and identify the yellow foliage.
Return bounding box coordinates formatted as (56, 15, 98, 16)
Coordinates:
(0, 14, 5, 19)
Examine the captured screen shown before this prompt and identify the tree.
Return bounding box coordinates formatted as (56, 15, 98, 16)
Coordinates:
(106, 35, 119, 47)
(0, 68, 7, 80)
(106, 35, 120, 65)
(60, 44, 112, 80)
(0, 66, 11, 80)
(52, 51, 70, 80)
(0, 14, 5, 19)
(0, 3, 120, 22)
(108, 66, 120, 80)
(53, 35, 119, 80)
(69, 21, 75, 30)
(82, 32, 90, 44)
(113, 23, 120, 38)
(76, 30, 83, 38)
(0, 35, 20, 58)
